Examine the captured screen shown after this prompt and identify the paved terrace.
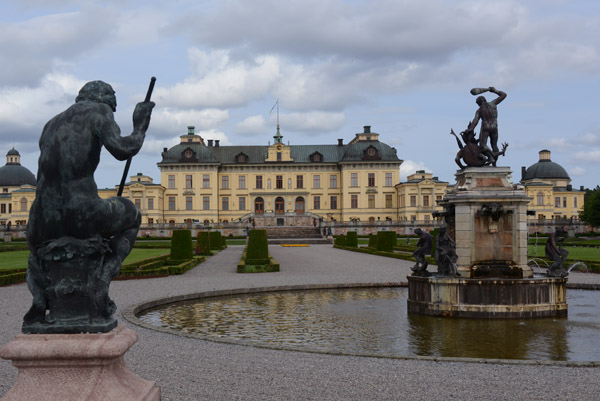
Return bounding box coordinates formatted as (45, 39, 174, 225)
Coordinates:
(1, 245, 600, 400)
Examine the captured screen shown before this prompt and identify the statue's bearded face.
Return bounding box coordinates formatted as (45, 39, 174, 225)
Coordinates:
(76, 81, 117, 111)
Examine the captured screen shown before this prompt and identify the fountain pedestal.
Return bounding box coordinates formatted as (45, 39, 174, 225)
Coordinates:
(408, 167, 568, 318)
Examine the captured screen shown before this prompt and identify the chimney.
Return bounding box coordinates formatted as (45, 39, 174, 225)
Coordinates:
(567, 184, 572, 191)
(337, 139, 343, 146)
(163, 147, 168, 153)
(521, 166, 527, 181)
(215, 140, 220, 147)
(207, 139, 213, 147)
(187, 126, 195, 135)
(364, 126, 371, 134)
(581, 186, 585, 191)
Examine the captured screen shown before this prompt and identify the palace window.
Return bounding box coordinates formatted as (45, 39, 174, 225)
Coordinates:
(277, 152, 282, 162)
(330, 196, 338, 210)
(221, 176, 229, 189)
(368, 173, 375, 187)
(134, 199, 141, 209)
(148, 198, 154, 210)
(385, 173, 392, 187)
(314, 196, 321, 210)
(203, 196, 210, 210)
(555, 197, 561, 208)
(239, 196, 246, 211)
(423, 195, 430, 207)
(222, 197, 229, 211)
(385, 194, 392, 208)
(330, 175, 337, 189)
(239, 175, 246, 189)
(313, 175, 320, 189)
(168, 175, 175, 189)
(296, 175, 303, 188)
(168, 197, 176, 211)
(185, 175, 193, 189)
(203, 174, 210, 188)
(351, 195, 358, 209)
(410, 195, 416, 207)
(574, 197, 578, 208)
(276, 175, 283, 189)
(351, 173, 358, 187)
(563, 197, 567, 208)
(186, 196, 193, 210)
(20, 198, 27, 212)
(256, 175, 263, 189)
(1, 204, 5, 214)
(537, 192, 544, 206)
(368, 195, 375, 209)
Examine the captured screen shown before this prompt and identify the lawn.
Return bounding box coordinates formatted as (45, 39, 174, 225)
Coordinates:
(0, 248, 169, 271)
(528, 245, 600, 261)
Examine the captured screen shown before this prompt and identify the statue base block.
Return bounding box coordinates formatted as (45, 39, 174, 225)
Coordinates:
(0, 325, 160, 401)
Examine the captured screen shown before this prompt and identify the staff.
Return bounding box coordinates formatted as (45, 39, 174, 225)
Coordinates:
(117, 77, 156, 197)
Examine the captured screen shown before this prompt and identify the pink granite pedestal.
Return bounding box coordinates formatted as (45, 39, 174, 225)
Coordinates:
(0, 325, 160, 401)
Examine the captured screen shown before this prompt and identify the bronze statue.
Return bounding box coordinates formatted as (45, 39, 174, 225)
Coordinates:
(435, 227, 460, 277)
(23, 80, 155, 334)
(411, 228, 432, 276)
(545, 227, 569, 278)
(451, 87, 508, 168)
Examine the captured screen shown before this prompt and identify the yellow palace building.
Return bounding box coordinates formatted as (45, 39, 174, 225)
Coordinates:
(157, 125, 402, 225)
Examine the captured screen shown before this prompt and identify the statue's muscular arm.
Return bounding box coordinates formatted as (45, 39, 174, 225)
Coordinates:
(95, 103, 147, 161)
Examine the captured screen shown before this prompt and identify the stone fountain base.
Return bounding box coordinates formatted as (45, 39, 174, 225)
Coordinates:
(0, 325, 160, 401)
(407, 275, 568, 318)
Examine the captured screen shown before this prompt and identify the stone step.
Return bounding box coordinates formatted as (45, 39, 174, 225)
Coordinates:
(268, 238, 332, 245)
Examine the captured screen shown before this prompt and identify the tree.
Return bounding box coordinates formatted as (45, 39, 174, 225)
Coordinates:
(579, 186, 600, 231)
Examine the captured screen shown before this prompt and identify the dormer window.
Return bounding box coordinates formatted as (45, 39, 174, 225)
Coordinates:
(235, 153, 248, 163)
(310, 152, 323, 162)
(363, 146, 380, 160)
(181, 148, 196, 161)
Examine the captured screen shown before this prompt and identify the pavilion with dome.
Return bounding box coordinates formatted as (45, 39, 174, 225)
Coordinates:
(0, 148, 36, 226)
(520, 149, 585, 221)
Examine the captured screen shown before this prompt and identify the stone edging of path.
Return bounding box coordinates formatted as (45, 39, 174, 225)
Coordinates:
(122, 282, 600, 368)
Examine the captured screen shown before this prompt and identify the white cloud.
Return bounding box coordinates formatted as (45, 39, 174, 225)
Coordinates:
(149, 108, 229, 137)
(235, 115, 267, 135)
(570, 167, 585, 176)
(400, 160, 432, 181)
(0, 73, 85, 141)
(279, 111, 346, 133)
(572, 150, 600, 163)
(155, 49, 281, 109)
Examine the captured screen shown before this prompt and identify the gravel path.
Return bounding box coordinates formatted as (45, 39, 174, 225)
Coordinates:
(2, 245, 600, 400)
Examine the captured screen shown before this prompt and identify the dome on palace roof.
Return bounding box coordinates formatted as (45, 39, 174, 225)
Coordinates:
(0, 149, 36, 187)
(522, 149, 570, 181)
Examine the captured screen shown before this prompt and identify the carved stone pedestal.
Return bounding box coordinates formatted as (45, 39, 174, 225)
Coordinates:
(0, 325, 160, 401)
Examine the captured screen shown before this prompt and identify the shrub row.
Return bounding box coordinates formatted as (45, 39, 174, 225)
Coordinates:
(0, 271, 27, 286)
(237, 247, 280, 273)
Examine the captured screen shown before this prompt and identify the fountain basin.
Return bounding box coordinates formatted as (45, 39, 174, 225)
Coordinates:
(407, 276, 567, 318)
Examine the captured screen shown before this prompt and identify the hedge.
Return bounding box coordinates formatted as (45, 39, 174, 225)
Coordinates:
(196, 231, 211, 255)
(246, 229, 269, 265)
(376, 231, 396, 252)
(209, 231, 226, 250)
(333, 235, 346, 247)
(367, 234, 378, 248)
(170, 230, 193, 260)
(237, 247, 279, 273)
(345, 231, 358, 247)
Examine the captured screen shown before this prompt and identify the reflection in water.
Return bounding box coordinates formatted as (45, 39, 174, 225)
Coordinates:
(138, 288, 600, 362)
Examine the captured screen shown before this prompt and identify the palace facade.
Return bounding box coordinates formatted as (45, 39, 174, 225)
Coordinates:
(0, 137, 587, 231)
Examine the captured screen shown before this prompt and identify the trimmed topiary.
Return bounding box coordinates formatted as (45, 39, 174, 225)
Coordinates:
(246, 229, 269, 265)
(333, 235, 346, 247)
(376, 231, 396, 252)
(346, 231, 358, 247)
(209, 231, 223, 250)
(367, 234, 378, 248)
(170, 230, 194, 260)
(196, 231, 211, 255)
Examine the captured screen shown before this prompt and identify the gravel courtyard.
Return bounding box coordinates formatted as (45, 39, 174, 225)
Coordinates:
(1, 244, 599, 400)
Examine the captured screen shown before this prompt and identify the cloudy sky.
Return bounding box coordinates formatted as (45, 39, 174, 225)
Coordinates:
(1, 0, 599, 189)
